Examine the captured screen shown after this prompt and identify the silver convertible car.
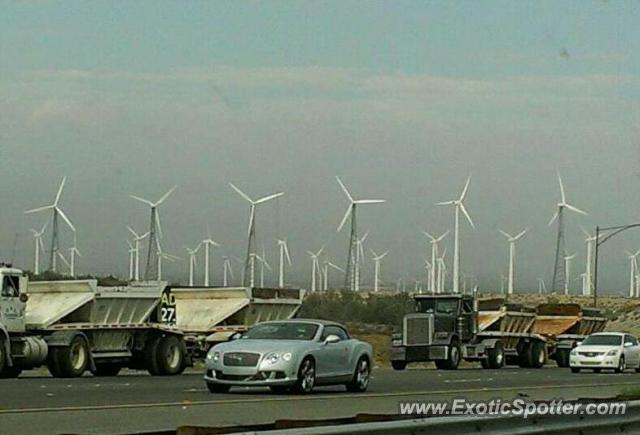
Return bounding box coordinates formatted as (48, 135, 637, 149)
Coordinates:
(204, 319, 373, 394)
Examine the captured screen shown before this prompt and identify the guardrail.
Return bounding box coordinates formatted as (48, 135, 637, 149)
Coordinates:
(176, 400, 640, 435)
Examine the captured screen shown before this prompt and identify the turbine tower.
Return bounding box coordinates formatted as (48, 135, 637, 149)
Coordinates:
(155, 239, 180, 281)
(437, 176, 475, 293)
(277, 239, 292, 288)
(423, 230, 449, 293)
(202, 228, 220, 287)
(229, 183, 283, 287)
(222, 256, 234, 287)
(549, 174, 587, 293)
(185, 243, 202, 286)
(323, 257, 344, 291)
(563, 253, 576, 295)
(127, 241, 135, 280)
(370, 249, 388, 292)
(499, 228, 528, 295)
(354, 231, 369, 292)
(127, 226, 149, 281)
(130, 186, 177, 281)
(537, 278, 546, 294)
(68, 235, 81, 277)
(25, 177, 75, 272)
(255, 248, 271, 288)
(30, 223, 47, 275)
(437, 248, 447, 293)
(336, 176, 385, 291)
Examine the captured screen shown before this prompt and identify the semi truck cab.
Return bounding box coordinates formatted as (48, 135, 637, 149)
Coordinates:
(0, 267, 29, 333)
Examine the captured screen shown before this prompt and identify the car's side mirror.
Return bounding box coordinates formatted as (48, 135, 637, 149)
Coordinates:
(229, 332, 242, 341)
(624, 342, 633, 348)
(324, 334, 340, 345)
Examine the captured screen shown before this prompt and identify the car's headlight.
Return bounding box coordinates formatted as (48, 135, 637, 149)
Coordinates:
(206, 351, 220, 362)
(607, 349, 619, 356)
(265, 353, 280, 364)
(282, 352, 292, 361)
(570, 348, 578, 355)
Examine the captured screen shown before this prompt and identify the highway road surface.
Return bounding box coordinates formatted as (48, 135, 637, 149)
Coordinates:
(2, 367, 640, 434)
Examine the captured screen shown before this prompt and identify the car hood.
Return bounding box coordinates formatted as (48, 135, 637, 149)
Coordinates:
(575, 345, 618, 353)
(213, 339, 314, 354)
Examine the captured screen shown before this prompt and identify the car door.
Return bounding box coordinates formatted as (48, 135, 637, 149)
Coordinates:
(316, 326, 348, 379)
(625, 335, 640, 367)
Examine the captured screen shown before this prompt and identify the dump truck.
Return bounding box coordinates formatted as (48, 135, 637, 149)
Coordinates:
(532, 303, 607, 367)
(158, 286, 305, 360)
(390, 294, 550, 370)
(0, 266, 187, 378)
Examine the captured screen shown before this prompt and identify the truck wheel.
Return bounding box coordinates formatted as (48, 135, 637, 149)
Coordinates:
(156, 335, 184, 376)
(485, 342, 505, 369)
(49, 336, 90, 378)
(555, 349, 570, 368)
(518, 343, 532, 368)
(530, 342, 546, 369)
(0, 339, 6, 375)
(391, 361, 407, 371)
(0, 366, 22, 379)
(145, 336, 162, 376)
(436, 342, 461, 370)
(91, 363, 122, 377)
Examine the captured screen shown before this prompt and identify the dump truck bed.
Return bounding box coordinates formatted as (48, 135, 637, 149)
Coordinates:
(25, 280, 97, 329)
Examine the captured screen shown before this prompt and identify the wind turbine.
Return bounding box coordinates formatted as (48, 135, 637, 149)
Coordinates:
(336, 177, 385, 291)
(127, 227, 149, 281)
(563, 253, 576, 295)
(277, 239, 292, 288)
(222, 256, 234, 287)
(255, 248, 272, 288)
(422, 230, 449, 293)
(202, 228, 220, 287)
(549, 174, 588, 293)
(580, 226, 600, 296)
(30, 223, 47, 275)
(354, 231, 369, 291)
(229, 183, 284, 287)
(436, 248, 447, 293)
(67, 234, 81, 277)
(155, 238, 180, 281)
(437, 176, 474, 293)
(323, 257, 344, 291)
(25, 176, 75, 272)
(127, 241, 135, 280)
(370, 249, 388, 292)
(307, 247, 324, 292)
(576, 273, 588, 296)
(57, 252, 71, 276)
(185, 243, 202, 286)
(130, 186, 177, 280)
(537, 278, 546, 294)
(626, 250, 640, 298)
(499, 229, 528, 295)
(500, 274, 507, 294)
(423, 259, 433, 293)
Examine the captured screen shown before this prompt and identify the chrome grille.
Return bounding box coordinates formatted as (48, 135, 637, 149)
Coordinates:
(223, 352, 260, 367)
(403, 314, 433, 346)
(579, 352, 604, 357)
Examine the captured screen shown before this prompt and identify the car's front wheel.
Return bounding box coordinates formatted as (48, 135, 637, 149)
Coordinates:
(571, 367, 580, 373)
(293, 357, 315, 394)
(615, 356, 626, 373)
(346, 356, 370, 392)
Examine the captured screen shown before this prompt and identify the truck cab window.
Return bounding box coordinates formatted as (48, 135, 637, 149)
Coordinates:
(415, 299, 436, 313)
(1, 275, 19, 297)
(436, 300, 458, 315)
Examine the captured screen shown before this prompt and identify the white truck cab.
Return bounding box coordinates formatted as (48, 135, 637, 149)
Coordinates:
(0, 266, 28, 333)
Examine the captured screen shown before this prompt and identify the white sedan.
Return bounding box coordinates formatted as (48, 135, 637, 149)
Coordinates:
(569, 332, 640, 373)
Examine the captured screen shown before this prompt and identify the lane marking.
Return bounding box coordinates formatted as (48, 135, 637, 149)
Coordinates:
(2, 380, 640, 415)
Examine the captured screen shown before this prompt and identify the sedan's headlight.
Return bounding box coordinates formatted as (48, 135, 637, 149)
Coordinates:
(570, 348, 578, 356)
(607, 349, 619, 356)
(206, 351, 220, 362)
(265, 353, 280, 364)
(282, 352, 292, 361)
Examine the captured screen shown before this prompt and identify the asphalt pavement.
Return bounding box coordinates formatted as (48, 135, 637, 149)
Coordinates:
(1, 367, 639, 434)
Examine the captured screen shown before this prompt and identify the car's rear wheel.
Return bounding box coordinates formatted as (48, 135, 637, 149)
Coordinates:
(346, 356, 370, 392)
(207, 382, 230, 393)
(293, 357, 315, 394)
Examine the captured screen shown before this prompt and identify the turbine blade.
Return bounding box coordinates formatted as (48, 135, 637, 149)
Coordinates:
(155, 185, 177, 206)
(437, 230, 450, 242)
(354, 199, 385, 204)
(337, 205, 352, 232)
(459, 175, 471, 201)
(284, 243, 292, 265)
(229, 182, 253, 203)
(129, 195, 154, 207)
(56, 207, 76, 232)
(557, 173, 566, 204)
(255, 192, 284, 204)
(514, 229, 528, 240)
(54, 176, 67, 206)
(460, 203, 475, 229)
(499, 230, 512, 239)
(247, 205, 255, 237)
(379, 252, 388, 259)
(436, 200, 455, 206)
(422, 231, 435, 241)
(24, 205, 54, 214)
(156, 210, 163, 239)
(579, 225, 590, 238)
(127, 226, 139, 238)
(548, 210, 559, 226)
(335, 176, 353, 202)
(565, 204, 588, 216)
(40, 222, 48, 234)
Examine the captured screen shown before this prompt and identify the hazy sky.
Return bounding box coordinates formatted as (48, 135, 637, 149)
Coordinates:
(0, 1, 638, 293)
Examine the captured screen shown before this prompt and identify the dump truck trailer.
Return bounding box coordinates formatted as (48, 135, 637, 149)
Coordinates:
(390, 294, 551, 370)
(532, 303, 607, 367)
(158, 286, 305, 360)
(0, 267, 186, 378)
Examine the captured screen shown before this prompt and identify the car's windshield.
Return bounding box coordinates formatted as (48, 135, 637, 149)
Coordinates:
(582, 335, 622, 346)
(241, 322, 319, 340)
